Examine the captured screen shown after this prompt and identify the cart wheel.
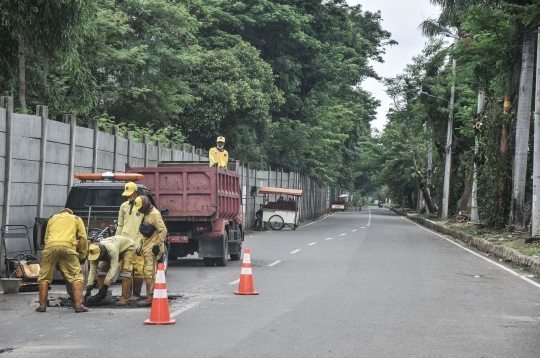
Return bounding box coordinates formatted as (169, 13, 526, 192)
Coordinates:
(268, 215, 285, 230)
(293, 224, 298, 230)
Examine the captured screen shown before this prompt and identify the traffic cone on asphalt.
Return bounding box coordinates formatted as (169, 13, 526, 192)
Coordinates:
(144, 263, 176, 325)
(234, 248, 259, 295)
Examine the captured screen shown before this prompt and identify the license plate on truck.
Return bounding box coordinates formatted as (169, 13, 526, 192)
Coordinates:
(168, 236, 189, 243)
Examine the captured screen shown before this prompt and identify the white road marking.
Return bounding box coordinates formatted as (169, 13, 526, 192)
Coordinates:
(290, 249, 301, 254)
(229, 279, 240, 285)
(340, 233, 346, 236)
(351, 229, 357, 232)
(170, 302, 200, 318)
(308, 242, 317, 246)
(301, 213, 334, 226)
(268, 260, 282, 266)
(325, 238, 333, 240)
(367, 223, 370, 226)
(404, 217, 540, 289)
(361, 227, 365, 229)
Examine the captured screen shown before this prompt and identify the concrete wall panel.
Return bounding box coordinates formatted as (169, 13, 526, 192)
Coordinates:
(46, 141, 70, 165)
(97, 150, 114, 171)
(9, 182, 38, 205)
(129, 158, 144, 168)
(161, 148, 172, 161)
(0, 182, 4, 204)
(148, 146, 157, 162)
(12, 137, 41, 161)
(131, 142, 144, 160)
(0, 132, 5, 157)
(117, 138, 128, 156)
(48, 120, 70, 144)
(75, 146, 94, 167)
(74, 166, 94, 174)
(44, 184, 68, 206)
(98, 132, 114, 152)
(44, 163, 69, 185)
(13, 114, 40, 137)
(75, 127, 95, 148)
(9, 206, 37, 229)
(116, 155, 127, 172)
(0, 108, 5, 131)
(43, 205, 64, 219)
(11, 159, 39, 183)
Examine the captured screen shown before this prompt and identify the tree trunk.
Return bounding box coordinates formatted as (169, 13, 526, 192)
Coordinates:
(458, 155, 475, 214)
(18, 32, 27, 112)
(509, 26, 536, 230)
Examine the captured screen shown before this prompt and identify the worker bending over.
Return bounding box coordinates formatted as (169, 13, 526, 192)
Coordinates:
(208, 136, 229, 168)
(36, 208, 89, 313)
(85, 235, 135, 305)
(136, 196, 168, 307)
(116, 181, 145, 303)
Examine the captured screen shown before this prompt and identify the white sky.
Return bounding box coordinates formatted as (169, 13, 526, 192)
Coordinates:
(347, 0, 440, 131)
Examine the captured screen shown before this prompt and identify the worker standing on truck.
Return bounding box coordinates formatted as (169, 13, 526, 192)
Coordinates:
(116, 181, 145, 303)
(208, 136, 229, 168)
(85, 235, 135, 305)
(136, 196, 168, 307)
(36, 208, 89, 313)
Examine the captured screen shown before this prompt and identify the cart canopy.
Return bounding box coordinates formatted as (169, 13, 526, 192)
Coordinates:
(258, 186, 303, 197)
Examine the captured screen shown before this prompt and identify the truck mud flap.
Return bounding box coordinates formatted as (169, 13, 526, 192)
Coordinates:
(199, 236, 224, 258)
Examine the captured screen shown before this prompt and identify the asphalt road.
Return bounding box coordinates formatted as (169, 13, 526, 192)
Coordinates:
(1, 207, 540, 357)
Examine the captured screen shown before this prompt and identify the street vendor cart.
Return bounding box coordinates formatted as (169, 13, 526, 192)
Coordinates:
(259, 187, 303, 230)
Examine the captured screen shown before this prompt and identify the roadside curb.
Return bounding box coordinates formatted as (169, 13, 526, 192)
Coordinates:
(391, 208, 540, 275)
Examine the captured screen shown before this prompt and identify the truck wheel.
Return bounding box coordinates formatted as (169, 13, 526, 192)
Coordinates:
(215, 232, 229, 267)
(230, 253, 241, 261)
(268, 215, 285, 230)
(203, 258, 215, 266)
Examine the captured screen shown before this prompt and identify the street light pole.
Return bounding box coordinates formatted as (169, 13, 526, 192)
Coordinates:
(441, 37, 458, 219)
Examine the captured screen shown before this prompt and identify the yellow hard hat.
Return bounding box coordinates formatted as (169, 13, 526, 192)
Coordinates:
(88, 244, 101, 261)
(133, 196, 143, 212)
(216, 136, 226, 143)
(122, 182, 138, 197)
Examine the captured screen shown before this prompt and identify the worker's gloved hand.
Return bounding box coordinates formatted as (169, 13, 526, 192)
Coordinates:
(135, 242, 142, 256)
(97, 285, 109, 299)
(84, 287, 92, 301)
(152, 245, 160, 256)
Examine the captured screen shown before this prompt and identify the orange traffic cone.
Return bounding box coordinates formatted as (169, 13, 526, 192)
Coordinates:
(144, 263, 176, 325)
(234, 248, 259, 295)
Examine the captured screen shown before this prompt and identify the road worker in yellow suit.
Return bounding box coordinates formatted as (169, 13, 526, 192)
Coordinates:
(209, 136, 229, 168)
(36, 208, 89, 313)
(85, 235, 135, 305)
(136, 196, 168, 307)
(116, 181, 145, 303)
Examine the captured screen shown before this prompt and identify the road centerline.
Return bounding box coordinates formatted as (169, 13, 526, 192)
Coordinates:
(268, 260, 282, 266)
(308, 242, 317, 246)
(290, 249, 301, 254)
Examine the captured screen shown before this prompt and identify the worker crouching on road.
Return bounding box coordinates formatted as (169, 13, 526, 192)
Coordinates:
(116, 181, 145, 302)
(209, 136, 229, 168)
(85, 235, 135, 305)
(36, 208, 89, 313)
(136, 196, 167, 307)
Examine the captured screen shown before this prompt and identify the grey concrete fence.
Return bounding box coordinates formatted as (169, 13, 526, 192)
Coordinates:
(0, 97, 329, 273)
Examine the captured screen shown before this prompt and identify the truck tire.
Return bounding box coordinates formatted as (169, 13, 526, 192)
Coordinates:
(215, 232, 229, 267)
(202, 258, 215, 266)
(230, 253, 241, 261)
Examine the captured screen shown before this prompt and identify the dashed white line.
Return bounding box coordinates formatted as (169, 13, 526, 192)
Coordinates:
(170, 302, 200, 318)
(290, 249, 301, 254)
(308, 242, 317, 246)
(268, 260, 282, 266)
(340, 233, 346, 236)
(325, 238, 333, 240)
(229, 279, 240, 285)
(351, 229, 357, 232)
(361, 227, 365, 229)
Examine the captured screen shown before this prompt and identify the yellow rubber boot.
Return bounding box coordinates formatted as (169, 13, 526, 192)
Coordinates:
(35, 281, 49, 312)
(72, 281, 89, 313)
(116, 278, 131, 306)
(137, 279, 153, 307)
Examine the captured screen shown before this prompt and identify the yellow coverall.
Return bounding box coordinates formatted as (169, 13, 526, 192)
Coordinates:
(208, 147, 229, 168)
(38, 211, 88, 284)
(87, 235, 135, 286)
(116, 200, 144, 278)
(140, 207, 168, 278)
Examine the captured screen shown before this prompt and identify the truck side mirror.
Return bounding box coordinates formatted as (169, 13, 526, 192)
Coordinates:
(161, 208, 170, 217)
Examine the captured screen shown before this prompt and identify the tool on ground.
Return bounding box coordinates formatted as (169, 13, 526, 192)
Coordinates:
(234, 248, 259, 295)
(144, 263, 175, 325)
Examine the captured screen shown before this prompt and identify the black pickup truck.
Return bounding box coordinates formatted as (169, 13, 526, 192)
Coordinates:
(34, 175, 169, 280)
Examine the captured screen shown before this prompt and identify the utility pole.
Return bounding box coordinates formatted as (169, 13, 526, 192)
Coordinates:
(532, 28, 540, 237)
(442, 37, 457, 219)
(426, 128, 433, 214)
(471, 91, 485, 225)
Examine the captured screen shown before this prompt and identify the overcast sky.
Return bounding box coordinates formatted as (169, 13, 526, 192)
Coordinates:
(347, 0, 440, 131)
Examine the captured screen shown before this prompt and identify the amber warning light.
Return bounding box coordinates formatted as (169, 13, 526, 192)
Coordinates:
(74, 172, 144, 181)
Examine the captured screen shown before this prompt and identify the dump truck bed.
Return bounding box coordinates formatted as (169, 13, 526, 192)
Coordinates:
(126, 165, 241, 221)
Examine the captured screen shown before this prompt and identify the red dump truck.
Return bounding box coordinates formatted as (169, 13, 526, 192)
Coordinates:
(126, 162, 244, 266)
